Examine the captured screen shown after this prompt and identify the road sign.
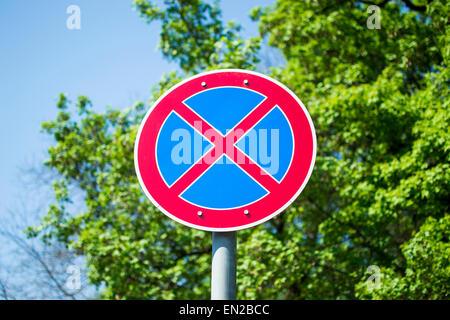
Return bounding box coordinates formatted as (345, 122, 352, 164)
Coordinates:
(134, 69, 316, 232)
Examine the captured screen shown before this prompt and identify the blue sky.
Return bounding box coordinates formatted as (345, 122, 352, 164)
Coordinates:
(0, 0, 274, 221)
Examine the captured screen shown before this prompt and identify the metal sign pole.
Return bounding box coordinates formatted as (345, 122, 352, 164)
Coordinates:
(211, 231, 236, 300)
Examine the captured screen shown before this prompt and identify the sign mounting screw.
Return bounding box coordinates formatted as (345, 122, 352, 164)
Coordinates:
(201, 81, 207, 88)
(197, 211, 203, 217)
(244, 210, 249, 215)
(243, 79, 249, 86)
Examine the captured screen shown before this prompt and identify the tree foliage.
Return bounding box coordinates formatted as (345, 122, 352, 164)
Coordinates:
(30, 0, 449, 299)
(134, 0, 261, 72)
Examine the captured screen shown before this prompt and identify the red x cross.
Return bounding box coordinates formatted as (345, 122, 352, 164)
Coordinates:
(170, 97, 281, 196)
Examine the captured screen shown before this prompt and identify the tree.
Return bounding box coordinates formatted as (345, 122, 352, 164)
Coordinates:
(28, 0, 449, 299)
(0, 164, 94, 299)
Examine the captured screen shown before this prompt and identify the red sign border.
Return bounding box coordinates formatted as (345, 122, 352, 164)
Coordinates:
(134, 69, 316, 232)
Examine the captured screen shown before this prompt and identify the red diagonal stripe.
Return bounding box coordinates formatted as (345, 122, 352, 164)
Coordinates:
(172, 102, 223, 140)
(225, 98, 276, 142)
(170, 146, 222, 196)
(226, 146, 280, 192)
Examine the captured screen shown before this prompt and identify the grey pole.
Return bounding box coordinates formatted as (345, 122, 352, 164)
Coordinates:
(211, 231, 236, 300)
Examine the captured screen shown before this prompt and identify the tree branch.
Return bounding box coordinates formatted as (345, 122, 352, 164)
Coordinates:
(359, 0, 390, 8)
(0, 279, 11, 300)
(402, 0, 428, 12)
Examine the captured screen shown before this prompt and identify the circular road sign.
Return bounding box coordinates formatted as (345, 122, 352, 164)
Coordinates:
(135, 69, 316, 232)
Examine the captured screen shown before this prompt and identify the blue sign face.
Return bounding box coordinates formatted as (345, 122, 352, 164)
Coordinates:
(155, 86, 294, 210)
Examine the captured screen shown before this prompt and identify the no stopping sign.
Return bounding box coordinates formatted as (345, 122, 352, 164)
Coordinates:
(134, 69, 316, 231)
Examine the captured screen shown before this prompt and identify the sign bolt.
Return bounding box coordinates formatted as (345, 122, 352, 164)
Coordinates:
(201, 81, 207, 88)
(243, 79, 249, 86)
(244, 209, 249, 215)
(198, 211, 203, 217)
